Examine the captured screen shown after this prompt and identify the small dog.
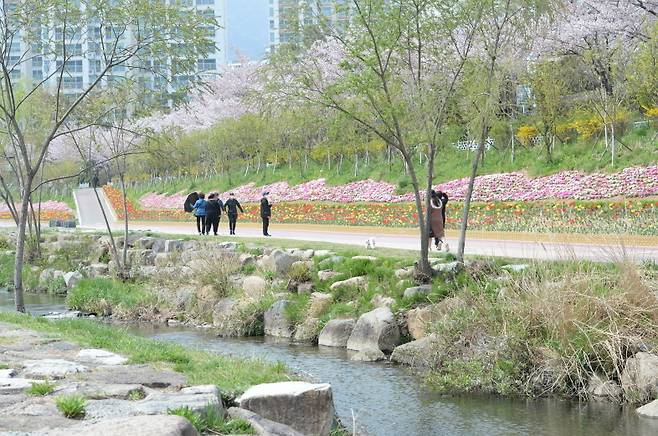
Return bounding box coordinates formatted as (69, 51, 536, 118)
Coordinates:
(365, 237, 376, 250)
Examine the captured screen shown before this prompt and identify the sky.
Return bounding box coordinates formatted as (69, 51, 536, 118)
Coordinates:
(226, 0, 270, 63)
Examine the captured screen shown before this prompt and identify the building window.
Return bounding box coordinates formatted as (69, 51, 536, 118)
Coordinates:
(62, 76, 83, 89)
(197, 58, 216, 71)
(56, 60, 83, 73)
(32, 70, 43, 81)
(197, 0, 214, 5)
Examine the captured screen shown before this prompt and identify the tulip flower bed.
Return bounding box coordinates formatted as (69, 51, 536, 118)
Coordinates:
(0, 200, 73, 221)
(106, 186, 658, 236)
(138, 165, 658, 207)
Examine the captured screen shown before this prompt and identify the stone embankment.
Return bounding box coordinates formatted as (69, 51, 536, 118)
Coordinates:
(0, 322, 337, 435)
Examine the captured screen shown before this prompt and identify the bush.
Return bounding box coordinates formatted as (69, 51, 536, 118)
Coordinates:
(26, 380, 55, 396)
(55, 394, 86, 419)
(168, 406, 254, 434)
(0, 236, 11, 250)
(288, 262, 311, 282)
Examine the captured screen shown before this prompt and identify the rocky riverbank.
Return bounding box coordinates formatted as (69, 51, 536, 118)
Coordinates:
(3, 229, 658, 420)
(0, 318, 338, 435)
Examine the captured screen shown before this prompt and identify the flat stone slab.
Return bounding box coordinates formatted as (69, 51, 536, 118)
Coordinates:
(0, 369, 17, 378)
(22, 359, 88, 380)
(228, 407, 303, 436)
(0, 414, 77, 433)
(84, 364, 187, 388)
(85, 386, 223, 420)
(0, 378, 40, 394)
(56, 382, 145, 400)
(38, 415, 199, 436)
(76, 349, 128, 365)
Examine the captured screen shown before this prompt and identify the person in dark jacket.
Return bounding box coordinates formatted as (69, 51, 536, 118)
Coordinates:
(260, 191, 272, 236)
(204, 193, 224, 236)
(224, 193, 244, 235)
(192, 192, 207, 235)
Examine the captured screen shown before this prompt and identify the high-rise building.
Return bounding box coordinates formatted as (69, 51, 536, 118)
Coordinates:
(3, 0, 228, 97)
(268, 0, 352, 52)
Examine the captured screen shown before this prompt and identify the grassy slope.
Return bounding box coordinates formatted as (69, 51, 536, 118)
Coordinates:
(127, 127, 657, 198)
(0, 312, 288, 397)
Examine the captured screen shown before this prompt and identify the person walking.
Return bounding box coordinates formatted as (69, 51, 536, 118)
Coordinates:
(428, 190, 445, 251)
(260, 191, 272, 237)
(437, 190, 449, 228)
(204, 193, 224, 236)
(224, 192, 244, 235)
(192, 192, 207, 235)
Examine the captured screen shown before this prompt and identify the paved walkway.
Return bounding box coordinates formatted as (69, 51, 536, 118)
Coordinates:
(4, 189, 657, 263)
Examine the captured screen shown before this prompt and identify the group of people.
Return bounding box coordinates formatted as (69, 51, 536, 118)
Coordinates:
(187, 191, 272, 236)
(428, 190, 449, 251)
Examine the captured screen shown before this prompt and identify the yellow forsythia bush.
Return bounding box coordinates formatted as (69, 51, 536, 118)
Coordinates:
(516, 125, 539, 146)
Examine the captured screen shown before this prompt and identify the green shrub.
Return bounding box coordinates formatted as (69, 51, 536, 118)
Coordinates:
(26, 380, 55, 396)
(285, 293, 310, 325)
(66, 278, 155, 315)
(168, 406, 254, 434)
(0, 237, 11, 250)
(288, 262, 311, 282)
(55, 394, 86, 419)
(47, 276, 67, 295)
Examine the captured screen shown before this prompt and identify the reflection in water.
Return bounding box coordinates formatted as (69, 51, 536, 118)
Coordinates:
(1, 293, 657, 436)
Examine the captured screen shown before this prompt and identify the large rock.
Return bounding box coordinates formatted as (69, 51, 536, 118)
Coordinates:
(501, 263, 529, 272)
(432, 261, 461, 274)
(293, 318, 321, 343)
(330, 276, 367, 291)
(212, 298, 239, 328)
(39, 415, 199, 436)
(637, 399, 658, 419)
(350, 348, 386, 362)
(76, 349, 128, 365)
(228, 407, 304, 436)
(22, 359, 88, 380)
(394, 267, 413, 279)
(352, 255, 377, 261)
(318, 270, 341, 282)
(243, 276, 268, 299)
(154, 253, 172, 267)
(318, 319, 355, 348)
(346, 307, 400, 353)
(587, 373, 622, 402)
(85, 364, 187, 389)
(621, 352, 658, 402)
(89, 263, 109, 278)
(403, 285, 431, 299)
(239, 381, 335, 436)
(317, 256, 344, 269)
(308, 292, 333, 318)
(264, 300, 294, 338)
(263, 249, 297, 275)
(0, 377, 39, 394)
(370, 294, 395, 308)
(63, 271, 83, 289)
(164, 240, 184, 253)
(135, 237, 165, 253)
(406, 298, 465, 340)
(390, 334, 444, 367)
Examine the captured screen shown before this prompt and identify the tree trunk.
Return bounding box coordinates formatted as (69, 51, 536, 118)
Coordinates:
(13, 180, 33, 313)
(403, 150, 431, 276)
(120, 172, 129, 279)
(611, 121, 616, 167)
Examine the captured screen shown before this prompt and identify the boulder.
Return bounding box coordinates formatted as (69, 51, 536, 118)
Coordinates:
(391, 335, 444, 367)
(318, 319, 355, 348)
(243, 276, 268, 300)
(352, 255, 377, 261)
(406, 297, 466, 340)
(293, 318, 321, 343)
(637, 399, 658, 419)
(403, 285, 431, 299)
(0, 377, 39, 394)
(370, 294, 395, 308)
(0, 368, 16, 378)
(317, 256, 344, 269)
(89, 263, 109, 278)
(350, 348, 386, 362)
(212, 298, 239, 328)
(42, 311, 82, 320)
(164, 240, 184, 253)
(154, 253, 171, 267)
(347, 307, 400, 353)
(501, 263, 529, 272)
(135, 237, 165, 253)
(239, 381, 335, 436)
(132, 249, 156, 266)
(621, 352, 658, 402)
(330, 276, 367, 291)
(291, 249, 314, 260)
(76, 349, 128, 365)
(263, 249, 297, 275)
(394, 268, 413, 279)
(308, 292, 333, 318)
(314, 250, 333, 257)
(216, 241, 238, 251)
(239, 253, 256, 267)
(22, 359, 88, 380)
(228, 407, 304, 436)
(432, 261, 461, 274)
(264, 300, 294, 338)
(40, 415, 199, 436)
(587, 373, 622, 402)
(318, 270, 341, 282)
(63, 271, 83, 289)
(297, 282, 315, 295)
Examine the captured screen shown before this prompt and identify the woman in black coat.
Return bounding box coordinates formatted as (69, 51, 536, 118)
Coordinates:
(204, 193, 224, 236)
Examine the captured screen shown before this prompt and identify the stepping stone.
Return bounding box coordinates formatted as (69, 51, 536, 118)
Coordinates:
(22, 359, 88, 380)
(77, 349, 128, 365)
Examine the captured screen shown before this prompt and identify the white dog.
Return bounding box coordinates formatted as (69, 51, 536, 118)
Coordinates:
(365, 237, 376, 250)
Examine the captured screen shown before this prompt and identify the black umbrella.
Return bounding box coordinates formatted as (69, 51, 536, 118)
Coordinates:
(184, 192, 199, 213)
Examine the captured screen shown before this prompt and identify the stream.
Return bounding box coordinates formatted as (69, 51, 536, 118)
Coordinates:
(1, 291, 657, 436)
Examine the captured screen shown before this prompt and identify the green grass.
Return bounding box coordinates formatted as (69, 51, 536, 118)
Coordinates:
(26, 380, 56, 396)
(168, 405, 254, 435)
(66, 278, 156, 315)
(0, 312, 289, 397)
(55, 394, 86, 419)
(0, 363, 9, 369)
